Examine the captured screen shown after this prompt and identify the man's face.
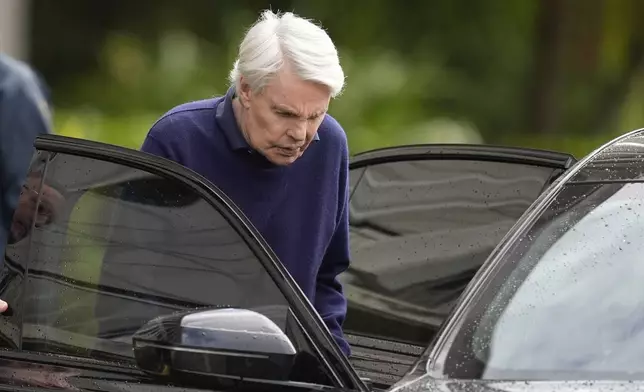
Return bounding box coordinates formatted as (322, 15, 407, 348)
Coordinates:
(238, 68, 331, 166)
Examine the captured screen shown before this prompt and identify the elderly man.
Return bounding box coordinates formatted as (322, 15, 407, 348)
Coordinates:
(140, 10, 351, 355)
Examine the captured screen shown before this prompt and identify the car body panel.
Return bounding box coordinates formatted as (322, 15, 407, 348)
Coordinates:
(0, 350, 352, 392)
(570, 130, 644, 183)
(394, 373, 644, 392)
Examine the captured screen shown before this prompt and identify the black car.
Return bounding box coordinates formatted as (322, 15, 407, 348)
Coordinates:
(1, 128, 641, 392)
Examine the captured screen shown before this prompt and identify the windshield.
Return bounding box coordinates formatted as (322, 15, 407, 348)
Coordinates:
(436, 180, 644, 380)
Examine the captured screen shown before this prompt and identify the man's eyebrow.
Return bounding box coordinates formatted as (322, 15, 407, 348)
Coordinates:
(272, 103, 327, 118)
(272, 104, 298, 114)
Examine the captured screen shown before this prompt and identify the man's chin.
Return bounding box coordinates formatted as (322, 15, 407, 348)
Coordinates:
(266, 152, 301, 166)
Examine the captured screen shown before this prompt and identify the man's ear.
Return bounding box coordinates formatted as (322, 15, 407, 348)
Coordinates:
(237, 76, 252, 109)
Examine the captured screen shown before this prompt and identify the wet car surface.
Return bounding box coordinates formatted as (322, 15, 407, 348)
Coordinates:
(2, 129, 644, 391)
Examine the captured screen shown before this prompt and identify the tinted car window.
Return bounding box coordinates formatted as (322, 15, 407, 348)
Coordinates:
(0, 152, 49, 350)
(342, 159, 559, 345)
(438, 181, 644, 380)
(12, 152, 323, 379)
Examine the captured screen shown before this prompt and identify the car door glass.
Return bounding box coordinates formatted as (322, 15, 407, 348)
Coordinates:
(342, 158, 563, 388)
(0, 151, 49, 351)
(473, 182, 644, 379)
(342, 159, 559, 345)
(11, 151, 334, 385)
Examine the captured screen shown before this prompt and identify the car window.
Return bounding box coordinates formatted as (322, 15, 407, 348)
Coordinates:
(2, 150, 334, 385)
(343, 159, 559, 345)
(438, 181, 644, 380)
(0, 151, 49, 350)
(341, 157, 562, 388)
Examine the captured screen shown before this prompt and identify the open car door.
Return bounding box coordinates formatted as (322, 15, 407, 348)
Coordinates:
(341, 144, 576, 389)
(0, 135, 365, 392)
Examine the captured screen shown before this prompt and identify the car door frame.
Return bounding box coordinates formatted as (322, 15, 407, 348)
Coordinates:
(344, 143, 576, 389)
(6, 134, 367, 392)
(350, 143, 576, 172)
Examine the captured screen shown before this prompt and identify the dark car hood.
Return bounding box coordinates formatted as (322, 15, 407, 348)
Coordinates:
(395, 375, 644, 392)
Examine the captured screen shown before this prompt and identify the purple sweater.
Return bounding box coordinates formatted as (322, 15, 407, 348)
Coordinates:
(140, 87, 351, 355)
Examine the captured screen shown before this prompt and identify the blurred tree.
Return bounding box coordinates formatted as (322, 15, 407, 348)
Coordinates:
(26, 0, 644, 157)
(528, 0, 565, 135)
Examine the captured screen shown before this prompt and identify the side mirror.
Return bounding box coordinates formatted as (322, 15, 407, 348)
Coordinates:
(132, 307, 297, 383)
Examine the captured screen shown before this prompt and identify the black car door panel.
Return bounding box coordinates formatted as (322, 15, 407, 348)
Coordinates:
(0, 350, 355, 392)
(342, 144, 576, 388)
(0, 135, 365, 392)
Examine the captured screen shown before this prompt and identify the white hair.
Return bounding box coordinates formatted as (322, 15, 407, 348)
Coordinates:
(229, 10, 345, 98)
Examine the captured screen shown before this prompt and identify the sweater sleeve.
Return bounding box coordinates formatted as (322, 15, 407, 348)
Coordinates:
(314, 136, 352, 356)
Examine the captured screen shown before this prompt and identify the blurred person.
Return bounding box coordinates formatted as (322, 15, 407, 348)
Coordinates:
(0, 53, 53, 313)
(0, 165, 65, 318)
(140, 10, 352, 355)
(8, 173, 64, 246)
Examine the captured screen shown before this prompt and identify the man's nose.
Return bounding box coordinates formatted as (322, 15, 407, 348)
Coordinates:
(286, 122, 307, 143)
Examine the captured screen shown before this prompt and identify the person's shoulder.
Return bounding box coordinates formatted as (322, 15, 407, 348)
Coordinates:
(0, 53, 45, 97)
(318, 113, 348, 150)
(0, 55, 33, 82)
(147, 96, 223, 141)
(303, 113, 349, 173)
(154, 97, 221, 127)
(0, 55, 52, 130)
(0, 55, 43, 94)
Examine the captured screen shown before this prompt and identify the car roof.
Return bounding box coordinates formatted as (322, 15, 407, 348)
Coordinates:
(567, 128, 644, 183)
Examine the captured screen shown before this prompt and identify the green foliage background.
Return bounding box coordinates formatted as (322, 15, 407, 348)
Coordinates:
(28, 0, 644, 159)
